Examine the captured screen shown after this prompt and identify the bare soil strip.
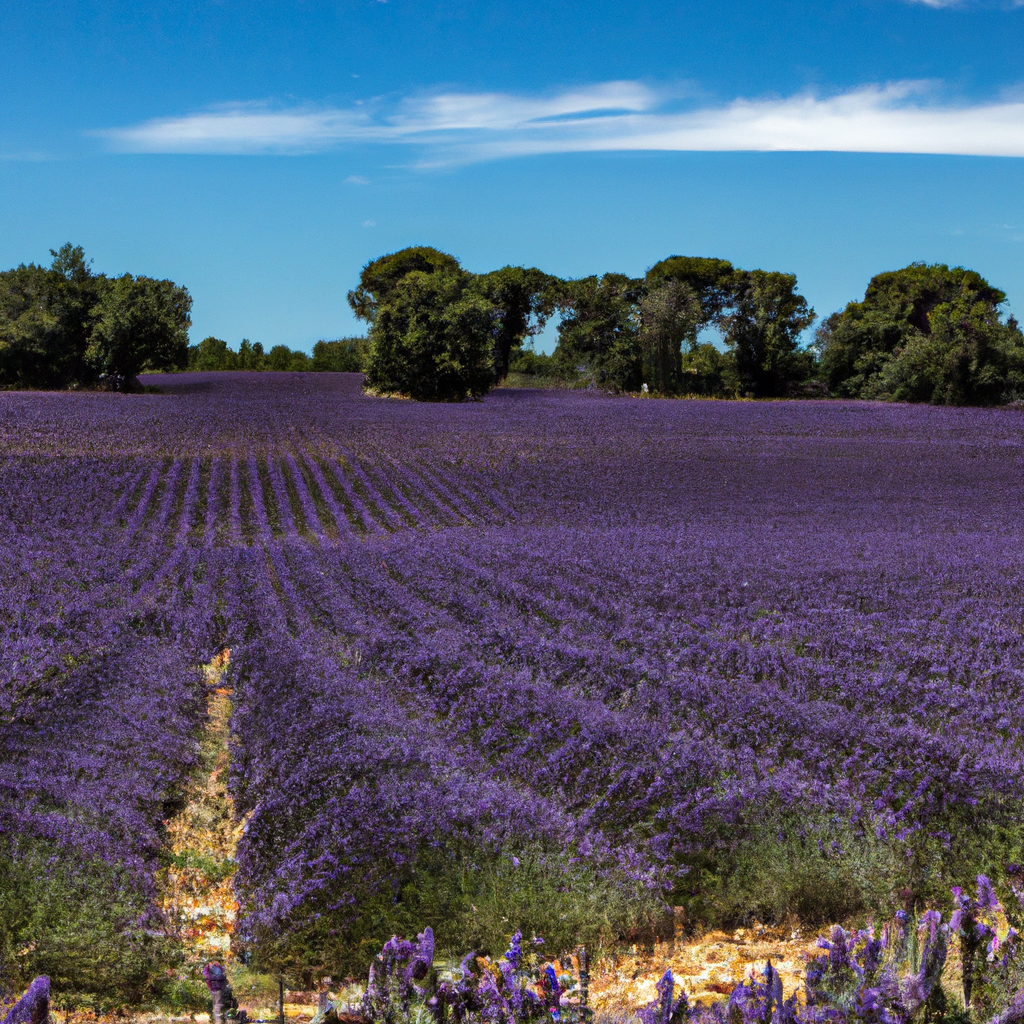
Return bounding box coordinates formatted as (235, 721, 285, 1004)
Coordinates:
(157, 649, 242, 970)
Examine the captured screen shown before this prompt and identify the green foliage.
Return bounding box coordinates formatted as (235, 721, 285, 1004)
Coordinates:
(243, 842, 659, 978)
(352, 249, 564, 399)
(349, 248, 821, 400)
(676, 791, 1024, 935)
(185, 337, 363, 373)
(312, 337, 370, 372)
(87, 273, 192, 391)
(687, 809, 904, 928)
(364, 267, 496, 402)
(644, 255, 736, 335)
(550, 258, 815, 397)
(553, 274, 644, 391)
(638, 278, 702, 393)
(861, 301, 1024, 406)
(508, 345, 557, 377)
(149, 976, 211, 1013)
(0, 837, 174, 1009)
(0, 245, 191, 392)
(237, 338, 266, 370)
(817, 263, 1024, 404)
(0, 246, 99, 389)
(349, 247, 463, 324)
(678, 342, 733, 397)
(266, 344, 299, 372)
(722, 270, 816, 397)
(472, 266, 560, 381)
(190, 336, 238, 371)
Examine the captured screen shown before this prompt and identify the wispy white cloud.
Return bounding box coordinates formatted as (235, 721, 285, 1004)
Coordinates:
(900, 0, 1024, 7)
(94, 80, 1024, 163)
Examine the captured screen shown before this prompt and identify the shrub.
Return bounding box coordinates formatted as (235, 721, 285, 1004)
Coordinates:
(0, 837, 175, 1009)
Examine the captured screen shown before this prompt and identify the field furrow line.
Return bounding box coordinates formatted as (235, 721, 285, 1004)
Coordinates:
(399, 458, 480, 524)
(123, 462, 164, 541)
(205, 459, 227, 547)
(291, 453, 342, 542)
(188, 458, 212, 542)
(265, 458, 299, 539)
(151, 459, 185, 540)
(254, 457, 285, 539)
(175, 458, 202, 545)
(245, 457, 275, 542)
(227, 459, 243, 546)
(301, 454, 362, 539)
(336, 449, 403, 531)
(355, 456, 421, 528)
(283, 454, 328, 543)
(415, 457, 499, 521)
(320, 457, 382, 535)
(374, 453, 465, 527)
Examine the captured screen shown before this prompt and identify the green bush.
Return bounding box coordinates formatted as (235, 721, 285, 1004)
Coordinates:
(676, 797, 1024, 931)
(242, 841, 660, 979)
(0, 837, 175, 1009)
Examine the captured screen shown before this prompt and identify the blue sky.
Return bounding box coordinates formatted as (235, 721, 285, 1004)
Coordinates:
(3, 0, 1024, 353)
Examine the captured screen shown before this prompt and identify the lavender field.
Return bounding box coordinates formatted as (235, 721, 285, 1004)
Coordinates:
(4, 373, 1024, 998)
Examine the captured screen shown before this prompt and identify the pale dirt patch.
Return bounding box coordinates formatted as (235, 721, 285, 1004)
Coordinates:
(589, 922, 826, 1015)
(157, 649, 244, 967)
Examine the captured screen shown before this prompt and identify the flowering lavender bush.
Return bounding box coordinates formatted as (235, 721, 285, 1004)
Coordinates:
(5, 374, 1024, 987)
(357, 928, 592, 1024)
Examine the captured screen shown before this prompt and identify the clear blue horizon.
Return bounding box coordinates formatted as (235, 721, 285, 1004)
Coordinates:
(3, 0, 1024, 354)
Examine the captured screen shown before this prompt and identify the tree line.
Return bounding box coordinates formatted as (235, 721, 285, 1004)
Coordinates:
(4, 243, 1023, 406)
(352, 246, 1024, 404)
(186, 335, 368, 373)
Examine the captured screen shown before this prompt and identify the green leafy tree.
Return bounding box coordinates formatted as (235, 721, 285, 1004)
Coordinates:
(188, 336, 236, 371)
(638, 278, 702, 393)
(348, 247, 462, 324)
(46, 244, 103, 385)
(722, 270, 816, 397)
(0, 245, 102, 389)
(237, 338, 266, 371)
(865, 299, 1024, 405)
(0, 263, 60, 388)
(365, 268, 495, 401)
(554, 273, 644, 390)
(645, 255, 737, 337)
(817, 263, 1007, 398)
(679, 342, 733, 396)
(87, 275, 192, 391)
(472, 266, 560, 381)
(266, 344, 295, 371)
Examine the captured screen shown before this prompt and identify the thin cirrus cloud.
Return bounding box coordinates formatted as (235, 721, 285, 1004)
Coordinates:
(94, 80, 1024, 163)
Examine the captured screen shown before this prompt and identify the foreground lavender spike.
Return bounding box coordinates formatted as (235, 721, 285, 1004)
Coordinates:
(2, 977, 50, 1024)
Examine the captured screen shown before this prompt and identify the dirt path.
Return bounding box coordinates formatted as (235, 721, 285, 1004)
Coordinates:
(157, 649, 242, 971)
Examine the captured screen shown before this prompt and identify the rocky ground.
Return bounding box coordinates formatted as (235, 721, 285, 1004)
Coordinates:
(157, 649, 242, 969)
(589, 924, 823, 1016)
